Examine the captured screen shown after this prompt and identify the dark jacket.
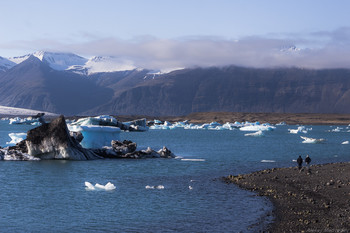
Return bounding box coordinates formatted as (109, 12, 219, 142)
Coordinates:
(297, 156, 303, 165)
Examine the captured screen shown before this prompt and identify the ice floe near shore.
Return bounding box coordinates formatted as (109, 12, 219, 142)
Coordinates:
(261, 160, 276, 163)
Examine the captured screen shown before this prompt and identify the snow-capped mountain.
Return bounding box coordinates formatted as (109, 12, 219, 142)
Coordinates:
(6, 51, 184, 75)
(9, 51, 88, 71)
(0, 56, 16, 72)
(8, 51, 138, 75)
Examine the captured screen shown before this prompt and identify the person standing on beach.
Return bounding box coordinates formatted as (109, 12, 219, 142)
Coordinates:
(297, 155, 303, 171)
(305, 155, 311, 168)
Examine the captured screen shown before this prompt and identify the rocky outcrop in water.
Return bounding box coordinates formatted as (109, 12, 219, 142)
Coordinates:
(25, 115, 100, 160)
(92, 140, 175, 159)
(1, 115, 175, 161)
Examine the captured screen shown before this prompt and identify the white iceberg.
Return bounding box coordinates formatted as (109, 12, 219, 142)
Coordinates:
(261, 160, 276, 163)
(145, 185, 164, 190)
(9, 117, 41, 125)
(244, 130, 264, 137)
(331, 127, 342, 132)
(300, 136, 325, 144)
(6, 132, 27, 145)
(288, 126, 310, 134)
(85, 181, 116, 191)
(341, 141, 349, 145)
(240, 124, 275, 131)
(69, 125, 121, 148)
(181, 158, 206, 162)
(71, 115, 119, 126)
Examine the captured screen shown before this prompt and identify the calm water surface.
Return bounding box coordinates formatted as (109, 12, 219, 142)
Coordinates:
(0, 122, 349, 232)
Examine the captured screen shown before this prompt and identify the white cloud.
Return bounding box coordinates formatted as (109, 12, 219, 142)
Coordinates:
(2, 27, 350, 70)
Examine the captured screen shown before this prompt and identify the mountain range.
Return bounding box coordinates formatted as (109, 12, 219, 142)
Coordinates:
(0, 51, 350, 116)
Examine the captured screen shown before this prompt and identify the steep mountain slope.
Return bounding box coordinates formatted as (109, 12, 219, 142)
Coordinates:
(2, 51, 350, 116)
(0, 56, 113, 115)
(84, 66, 350, 116)
(0, 56, 16, 72)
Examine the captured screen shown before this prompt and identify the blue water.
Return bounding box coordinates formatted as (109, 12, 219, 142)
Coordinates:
(1, 121, 350, 232)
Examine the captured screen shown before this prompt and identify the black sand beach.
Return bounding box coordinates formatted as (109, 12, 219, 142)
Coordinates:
(225, 163, 350, 232)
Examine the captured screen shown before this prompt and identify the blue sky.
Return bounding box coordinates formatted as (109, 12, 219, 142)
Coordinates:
(1, 0, 350, 69)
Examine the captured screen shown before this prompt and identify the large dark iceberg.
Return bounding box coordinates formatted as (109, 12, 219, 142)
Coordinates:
(1, 115, 175, 161)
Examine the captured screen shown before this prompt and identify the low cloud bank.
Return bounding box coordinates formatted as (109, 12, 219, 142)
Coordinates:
(2, 27, 350, 70)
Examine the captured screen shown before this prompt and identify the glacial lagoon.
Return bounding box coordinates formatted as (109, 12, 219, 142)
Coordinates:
(0, 120, 349, 232)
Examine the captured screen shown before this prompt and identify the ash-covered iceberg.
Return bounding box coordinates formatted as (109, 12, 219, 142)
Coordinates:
(25, 115, 100, 160)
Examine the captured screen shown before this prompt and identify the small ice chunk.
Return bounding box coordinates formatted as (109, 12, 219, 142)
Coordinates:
(85, 181, 116, 191)
(85, 181, 96, 190)
(181, 158, 205, 162)
(341, 141, 349, 145)
(300, 136, 325, 144)
(261, 160, 276, 163)
(145, 185, 164, 189)
(244, 130, 264, 137)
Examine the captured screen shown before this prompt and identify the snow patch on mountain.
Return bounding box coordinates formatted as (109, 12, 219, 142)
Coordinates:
(0, 105, 58, 116)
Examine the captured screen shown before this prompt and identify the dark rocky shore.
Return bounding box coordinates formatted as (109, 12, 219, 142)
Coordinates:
(225, 163, 350, 232)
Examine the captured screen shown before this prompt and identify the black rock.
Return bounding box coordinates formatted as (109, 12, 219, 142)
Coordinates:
(25, 115, 100, 160)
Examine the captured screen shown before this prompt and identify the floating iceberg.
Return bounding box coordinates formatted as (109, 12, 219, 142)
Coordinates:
(85, 181, 116, 191)
(6, 132, 27, 145)
(145, 185, 164, 190)
(261, 160, 276, 163)
(72, 115, 119, 126)
(276, 122, 287, 126)
(70, 125, 121, 149)
(9, 116, 41, 125)
(341, 141, 349, 145)
(180, 158, 206, 162)
(244, 130, 264, 137)
(331, 127, 342, 132)
(288, 126, 310, 134)
(71, 115, 148, 131)
(300, 136, 325, 144)
(240, 124, 275, 132)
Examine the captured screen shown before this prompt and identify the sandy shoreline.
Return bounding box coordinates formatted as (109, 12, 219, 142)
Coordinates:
(225, 163, 350, 232)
